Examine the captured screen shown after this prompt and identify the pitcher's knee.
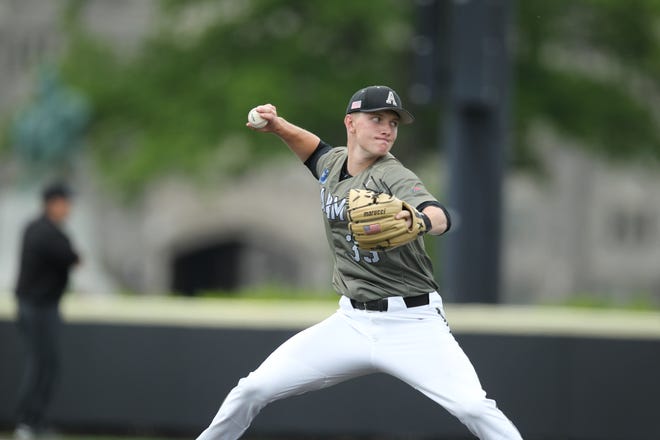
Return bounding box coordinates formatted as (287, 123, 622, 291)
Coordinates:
(452, 397, 496, 422)
(232, 374, 277, 407)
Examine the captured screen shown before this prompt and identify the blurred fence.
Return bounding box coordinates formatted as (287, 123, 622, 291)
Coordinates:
(1, 298, 659, 439)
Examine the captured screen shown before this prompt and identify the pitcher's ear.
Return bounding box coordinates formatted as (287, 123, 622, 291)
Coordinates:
(345, 114, 356, 133)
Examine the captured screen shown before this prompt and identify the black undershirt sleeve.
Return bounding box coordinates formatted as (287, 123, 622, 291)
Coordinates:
(304, 140, 333, 179)
(416, 200, 452, 234)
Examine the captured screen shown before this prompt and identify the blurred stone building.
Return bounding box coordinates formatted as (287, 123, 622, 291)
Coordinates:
(1, 0, 659, 304)
(502, 124, 660, 303)
(0, 0, 330, 297)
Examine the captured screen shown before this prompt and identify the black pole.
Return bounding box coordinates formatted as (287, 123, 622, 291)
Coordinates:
(442, 0, 512, 303)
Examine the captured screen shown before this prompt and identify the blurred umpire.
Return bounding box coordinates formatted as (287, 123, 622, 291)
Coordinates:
(14, 182, 80, 439)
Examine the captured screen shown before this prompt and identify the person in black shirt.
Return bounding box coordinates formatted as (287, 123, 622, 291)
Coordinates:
(14, 182, 80, 439)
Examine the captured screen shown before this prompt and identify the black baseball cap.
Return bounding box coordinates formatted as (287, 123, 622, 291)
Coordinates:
(345, 85, 414, 124)
(42, 182, 73, 202)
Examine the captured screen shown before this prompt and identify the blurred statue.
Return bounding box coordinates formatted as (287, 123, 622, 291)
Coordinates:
(11, 67, 90, 171)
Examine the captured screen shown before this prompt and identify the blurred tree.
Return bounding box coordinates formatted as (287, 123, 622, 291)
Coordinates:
(515, 0, 660, 168)
(58, 0, 414, 194)
(27, 0, 660, 194)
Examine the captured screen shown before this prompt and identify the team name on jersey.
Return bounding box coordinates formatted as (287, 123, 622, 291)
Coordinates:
(320, 187, 346, 221)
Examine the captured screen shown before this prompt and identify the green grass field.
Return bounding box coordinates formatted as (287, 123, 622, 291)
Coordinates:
(1, 293, 660, 338)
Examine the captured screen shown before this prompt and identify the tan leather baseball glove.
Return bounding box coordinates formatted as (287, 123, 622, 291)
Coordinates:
(346, 188, 427, 251)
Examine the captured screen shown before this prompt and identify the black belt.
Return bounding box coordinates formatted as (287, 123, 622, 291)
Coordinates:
(350, 293, 430, 312)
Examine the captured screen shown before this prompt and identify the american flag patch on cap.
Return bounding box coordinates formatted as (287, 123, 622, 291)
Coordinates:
(363, 223, 381, 235)
(351, 100, 362, 110)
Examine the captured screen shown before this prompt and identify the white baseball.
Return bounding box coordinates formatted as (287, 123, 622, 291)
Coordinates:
(248, 107, 268, 129)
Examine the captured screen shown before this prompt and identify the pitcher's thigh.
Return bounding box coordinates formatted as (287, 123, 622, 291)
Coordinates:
(378, 319, 488, 410)
(239, 312, 375, 402)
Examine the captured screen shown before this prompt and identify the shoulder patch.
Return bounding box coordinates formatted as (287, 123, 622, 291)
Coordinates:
(319, 168, 330, 184)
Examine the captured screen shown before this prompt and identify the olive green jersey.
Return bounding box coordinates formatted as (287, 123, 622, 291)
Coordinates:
(306, 144, 441, 302)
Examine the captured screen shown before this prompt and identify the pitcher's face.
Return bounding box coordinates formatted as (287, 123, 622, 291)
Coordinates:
(348, 110, 399, 158)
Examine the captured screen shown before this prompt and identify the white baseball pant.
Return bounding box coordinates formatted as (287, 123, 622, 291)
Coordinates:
(197, 292, 522, 440)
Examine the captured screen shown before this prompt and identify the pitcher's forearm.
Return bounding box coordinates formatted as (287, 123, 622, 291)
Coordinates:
(272, 117, 320, 162)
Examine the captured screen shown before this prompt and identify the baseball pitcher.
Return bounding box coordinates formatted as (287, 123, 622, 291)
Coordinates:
(196, 86, 522, 440)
